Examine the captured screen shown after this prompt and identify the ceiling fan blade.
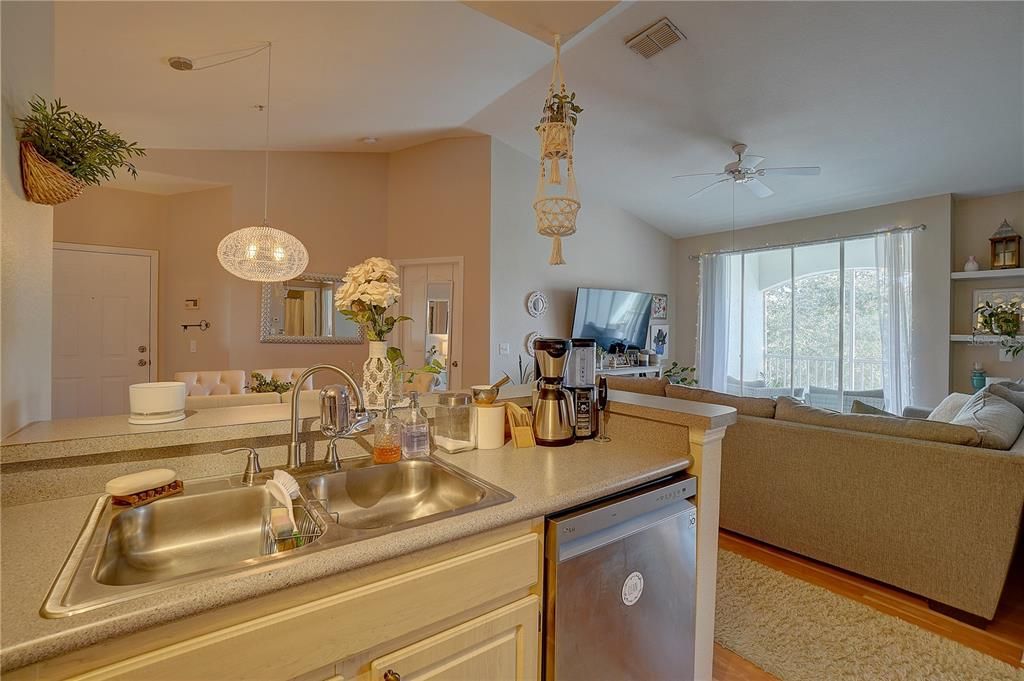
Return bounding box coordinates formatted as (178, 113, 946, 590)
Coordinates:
(741, 155, 766, 169)
(745, 178, 775, 198)
(672, 172, 726, 180)
(687, 177, 731, 199)
(760, 166, 821, 176)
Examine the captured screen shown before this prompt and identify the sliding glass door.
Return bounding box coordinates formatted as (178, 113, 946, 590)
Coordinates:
(699, 234, 909, 412)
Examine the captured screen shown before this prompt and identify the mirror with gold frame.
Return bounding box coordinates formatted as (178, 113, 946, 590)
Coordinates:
(260, 272, 363, 344)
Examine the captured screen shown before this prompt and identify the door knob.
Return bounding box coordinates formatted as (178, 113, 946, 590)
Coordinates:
(137, 359, 149, 367)
(451, 360, 459, 368)
(138, 345, 147, 353)
(383, 671, 401, 681)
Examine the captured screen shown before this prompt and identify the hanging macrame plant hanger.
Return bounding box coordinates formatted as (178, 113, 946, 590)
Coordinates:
(534, 35, 580, 266)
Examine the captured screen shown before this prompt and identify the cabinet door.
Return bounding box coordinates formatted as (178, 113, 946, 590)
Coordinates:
(370, 596, 539, 681)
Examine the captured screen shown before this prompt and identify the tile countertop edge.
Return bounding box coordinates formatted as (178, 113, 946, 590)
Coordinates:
(0, 447, 693, 672)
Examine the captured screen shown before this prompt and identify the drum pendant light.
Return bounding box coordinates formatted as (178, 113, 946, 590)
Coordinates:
(217, 43, 308, 282)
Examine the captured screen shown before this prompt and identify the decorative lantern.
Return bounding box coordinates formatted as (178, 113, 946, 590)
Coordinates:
(990, 219, 1021, 270)
(533, 35, 582, 266)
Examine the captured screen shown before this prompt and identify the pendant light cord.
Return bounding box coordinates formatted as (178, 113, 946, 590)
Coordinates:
(263, 42, 272, 224)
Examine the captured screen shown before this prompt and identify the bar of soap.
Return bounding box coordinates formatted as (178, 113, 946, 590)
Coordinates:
(105, 469, 177, 496)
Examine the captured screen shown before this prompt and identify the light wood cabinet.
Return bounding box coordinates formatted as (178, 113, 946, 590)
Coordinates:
(369, 597, 539, 681)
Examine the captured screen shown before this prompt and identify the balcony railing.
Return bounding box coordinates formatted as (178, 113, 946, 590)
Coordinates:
(763, 353, 883, 394)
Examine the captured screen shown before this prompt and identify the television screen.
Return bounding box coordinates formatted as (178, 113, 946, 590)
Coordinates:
(571, 287, 653, 351)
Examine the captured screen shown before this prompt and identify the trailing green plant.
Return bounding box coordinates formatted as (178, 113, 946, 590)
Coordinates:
(387, 347, 445, 384)
(975, 300, 1024, 358)
(536, 91, 583, 129)
(17, 96, 145, 185)
(249, 372, 294, 394)
(663, 362, 698, 386)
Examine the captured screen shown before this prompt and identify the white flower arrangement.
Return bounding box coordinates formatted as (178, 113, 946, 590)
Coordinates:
(335, 257, 410, 341)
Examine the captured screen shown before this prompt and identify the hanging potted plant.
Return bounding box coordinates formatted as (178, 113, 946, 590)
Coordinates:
(334, 257, 411, 409)
(17, 96, 146, 205)
(536, 90, 583, 162)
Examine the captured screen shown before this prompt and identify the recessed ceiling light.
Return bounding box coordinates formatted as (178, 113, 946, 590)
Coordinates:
(361, 137, 378, 145)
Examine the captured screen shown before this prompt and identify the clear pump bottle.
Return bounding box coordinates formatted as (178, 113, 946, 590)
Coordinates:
(373, 395, 402, 464)
(401, 391, 431, 459)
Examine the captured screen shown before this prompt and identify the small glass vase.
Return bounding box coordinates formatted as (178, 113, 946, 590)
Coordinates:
(362, 341, 393, 410)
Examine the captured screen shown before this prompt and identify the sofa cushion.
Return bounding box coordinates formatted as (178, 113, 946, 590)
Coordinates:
(850, 400, 895, 416)
(927, 392, 973, 422)
(185, 393, 281, 410)
(990, 383, 1024, 413)
(666, 384, 776, 418)
(775, 396, 982, 446)
(950, 390, 1024, 450)
(605, 376, 668, 396)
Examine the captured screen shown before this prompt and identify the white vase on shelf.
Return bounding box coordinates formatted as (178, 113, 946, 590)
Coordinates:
(362, 341, 393, 410)
(963, 256, 980, 272)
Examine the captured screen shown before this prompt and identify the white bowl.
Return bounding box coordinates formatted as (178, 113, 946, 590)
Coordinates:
(129, 382, 187, 425)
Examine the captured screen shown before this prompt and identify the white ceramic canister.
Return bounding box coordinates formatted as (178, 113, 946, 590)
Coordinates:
(128, 382, 187, 425)
(473, 403, 507, 450)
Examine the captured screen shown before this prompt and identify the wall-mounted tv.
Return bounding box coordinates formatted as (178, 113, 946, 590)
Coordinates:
(571, 287, 653, 352)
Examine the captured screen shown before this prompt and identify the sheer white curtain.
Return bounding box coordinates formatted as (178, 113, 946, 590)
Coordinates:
(697, 253, 733, 392)
(875, 231, 913, 413)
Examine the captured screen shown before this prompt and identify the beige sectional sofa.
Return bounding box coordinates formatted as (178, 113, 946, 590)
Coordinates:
(607, 376, 1024, 620)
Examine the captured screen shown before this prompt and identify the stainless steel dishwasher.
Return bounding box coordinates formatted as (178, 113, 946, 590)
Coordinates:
(544, 475, 697, 681)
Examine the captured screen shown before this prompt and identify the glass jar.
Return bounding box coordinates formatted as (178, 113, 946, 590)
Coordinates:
(433, 392, 474, 453)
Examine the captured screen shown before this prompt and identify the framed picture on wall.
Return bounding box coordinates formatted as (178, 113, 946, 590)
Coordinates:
(651, 293, 668, 320)
(649, 323, 670, 357)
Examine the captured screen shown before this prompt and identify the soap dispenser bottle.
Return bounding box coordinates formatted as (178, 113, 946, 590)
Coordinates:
(373, 395, 402, 464)
(401, 391, 431, 459)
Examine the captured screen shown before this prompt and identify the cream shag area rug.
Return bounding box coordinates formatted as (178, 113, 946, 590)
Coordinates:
(715, 550, 1024, 681)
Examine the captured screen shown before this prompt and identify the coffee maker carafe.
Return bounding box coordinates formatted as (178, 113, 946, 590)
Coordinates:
(532, 337, 576, 447)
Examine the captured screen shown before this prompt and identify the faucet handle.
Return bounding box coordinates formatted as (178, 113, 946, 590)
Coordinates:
(221, 447, 262, 485)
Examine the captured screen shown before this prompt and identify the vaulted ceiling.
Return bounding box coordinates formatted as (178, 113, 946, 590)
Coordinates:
(56, 1, 1024, 237)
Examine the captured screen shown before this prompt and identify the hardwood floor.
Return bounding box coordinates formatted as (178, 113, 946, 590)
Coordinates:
(713, 643, 779, 681)
(717, 529, 1024, 671)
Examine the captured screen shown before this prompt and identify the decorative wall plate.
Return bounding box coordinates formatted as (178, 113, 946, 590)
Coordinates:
(525, 332, 542, 357)
(526, 291, 549, 318)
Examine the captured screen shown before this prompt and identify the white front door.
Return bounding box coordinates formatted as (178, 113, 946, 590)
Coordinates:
(52, 245, 156, 418)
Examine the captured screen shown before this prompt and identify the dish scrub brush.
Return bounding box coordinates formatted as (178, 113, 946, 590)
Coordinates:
(265, 479, 297, 538)
(273, 469, 301, 499)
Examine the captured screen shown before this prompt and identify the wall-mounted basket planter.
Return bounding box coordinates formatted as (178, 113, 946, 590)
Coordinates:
(19, 141, 87, 206)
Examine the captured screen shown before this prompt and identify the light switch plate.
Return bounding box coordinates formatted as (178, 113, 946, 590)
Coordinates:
(185, 298, 200, 310)
(498, 343, 510, 355)
(190, 340, 197, 353)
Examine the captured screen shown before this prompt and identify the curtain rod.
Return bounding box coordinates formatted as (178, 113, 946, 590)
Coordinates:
(687, 224, 927, 260)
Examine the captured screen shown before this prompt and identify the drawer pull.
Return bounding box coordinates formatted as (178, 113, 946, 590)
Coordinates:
(383, 671, 401, 681)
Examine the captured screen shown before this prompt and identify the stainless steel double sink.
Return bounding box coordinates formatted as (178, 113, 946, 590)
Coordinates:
(43, 457, 513, 618)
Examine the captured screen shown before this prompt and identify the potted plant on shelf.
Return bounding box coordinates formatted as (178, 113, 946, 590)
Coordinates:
(335, 257, 411, 409)
(17, 96, 145, 205)
(975, 300, 1024, 358)
(663, 362, 699, 386)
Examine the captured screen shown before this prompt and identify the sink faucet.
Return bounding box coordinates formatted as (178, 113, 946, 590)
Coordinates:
(288, 364, 368, 469)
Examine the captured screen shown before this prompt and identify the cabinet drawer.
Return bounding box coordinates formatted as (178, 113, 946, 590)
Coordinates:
(370, 596, 540, 681)
(65, 533, 540, 681)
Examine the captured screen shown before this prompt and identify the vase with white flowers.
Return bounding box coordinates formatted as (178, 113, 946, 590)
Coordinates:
(335, 257, 411, 409)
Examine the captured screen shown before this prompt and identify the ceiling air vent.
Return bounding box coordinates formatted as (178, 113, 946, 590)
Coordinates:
(625, 18, 686, 59)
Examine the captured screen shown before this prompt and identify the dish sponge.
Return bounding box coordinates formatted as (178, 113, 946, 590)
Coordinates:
(269, 506, 295, 539)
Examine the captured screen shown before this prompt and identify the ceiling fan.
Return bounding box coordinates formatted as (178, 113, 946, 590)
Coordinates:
(672, 143, 821, 199)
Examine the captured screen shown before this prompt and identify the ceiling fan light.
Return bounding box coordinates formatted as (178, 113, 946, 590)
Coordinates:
(218, 222, 309, 282)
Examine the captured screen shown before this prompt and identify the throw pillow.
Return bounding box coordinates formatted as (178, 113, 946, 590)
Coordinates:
(850, 400, 895, 416)
(995, 380, 1024, 392)
(950, 390, 1024, 450)
(989, 383, 1024, 414)
(926, 393, 973, 422)
(775, 396, 982, 446)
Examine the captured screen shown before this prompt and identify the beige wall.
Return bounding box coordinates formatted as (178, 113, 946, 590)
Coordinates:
(1, 1, 54, 437)
(950, 191, 1024, 392)
(387, 137, 491, 387)
(55, 149, 390, 386)
(674, 194, 954, 408)
(489, 139, 674, 383)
